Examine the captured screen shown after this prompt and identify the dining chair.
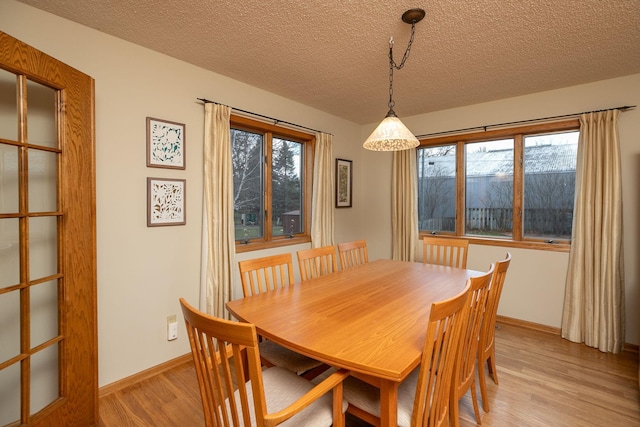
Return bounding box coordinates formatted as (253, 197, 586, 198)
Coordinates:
(238, 253, 328, 379)
(422, 236, 469, 268)
(296, 245, 339, 281)
(450, 264, 494, 427)
(337, 240, 369, 270)
(179, 298, 349, 427)
(341, 283, 472, 427)
(477, 253, 512, 412)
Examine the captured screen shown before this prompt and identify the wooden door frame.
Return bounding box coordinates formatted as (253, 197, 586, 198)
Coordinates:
(0, 31, 97, 425)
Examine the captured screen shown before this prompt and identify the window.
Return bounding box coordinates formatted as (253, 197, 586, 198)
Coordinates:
(231, 115, 314, 251)
(417, 121, 579, 248)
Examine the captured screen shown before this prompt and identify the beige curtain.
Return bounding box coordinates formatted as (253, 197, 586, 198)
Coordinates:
(200, 103, 236, 319)
(561, 110, 625, 353)
(311, 132, 334, 247)
(391, 148, 419, 261)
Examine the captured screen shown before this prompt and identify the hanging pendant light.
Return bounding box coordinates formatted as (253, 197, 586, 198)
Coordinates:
(363, 8, 425, 151)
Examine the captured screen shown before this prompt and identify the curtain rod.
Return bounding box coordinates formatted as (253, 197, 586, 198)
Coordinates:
(197, 98, 328, 135)
(415, 105, 636, 139)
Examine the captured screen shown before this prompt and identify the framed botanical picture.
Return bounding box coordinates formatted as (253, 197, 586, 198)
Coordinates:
(147, 177, 186, 226)
(335, 158, 352, 208)
(146, 117, 186, 169)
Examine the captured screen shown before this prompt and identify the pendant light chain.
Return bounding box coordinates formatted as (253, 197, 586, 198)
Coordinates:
(388, 22, 418, 113)
(363, 8, 424, 151)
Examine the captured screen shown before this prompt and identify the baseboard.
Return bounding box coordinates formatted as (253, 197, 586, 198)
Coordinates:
(496, 315, 561, 334)
(496, 315, 639, 354)
(99, 353, 192, 398)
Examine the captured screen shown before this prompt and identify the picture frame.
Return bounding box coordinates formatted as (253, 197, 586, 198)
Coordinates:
(335, 158, 352, 208)
(147, 177, 186, 226)
(146, 117, 186, 169)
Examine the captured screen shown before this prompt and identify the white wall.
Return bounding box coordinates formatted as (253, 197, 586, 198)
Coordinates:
(360, 74, 640, 345)
(3, 1, 638, 389)
(1, 1, 363, 387)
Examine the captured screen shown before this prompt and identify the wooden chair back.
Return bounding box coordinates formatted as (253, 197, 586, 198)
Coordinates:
(296, 245, 338, 281)
(411, 283, 471, 427)
(450, 265, 495, 426)
(477, 253, 512, 412)
(180, 297, 261, 427)
(337, 240, 369, 270)
(238, 253, 294, 297)
(422, 236, 469, 268)
(179, 298, 347, 427)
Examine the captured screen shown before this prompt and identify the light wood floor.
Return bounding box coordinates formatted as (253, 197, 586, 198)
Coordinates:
(99, 322, 640, 426)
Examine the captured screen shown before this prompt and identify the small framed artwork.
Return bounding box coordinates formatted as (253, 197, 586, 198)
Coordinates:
(146, 117, 186, 169)
(147, 177, 186, 226)
(335, 158, 352, 208)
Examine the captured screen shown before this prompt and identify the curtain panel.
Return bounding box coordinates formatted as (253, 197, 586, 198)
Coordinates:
(311, 132, 335, 247)
(200, 103, 236, 319)
(561, 110, 625, 353)
(391, 148, 419, 261)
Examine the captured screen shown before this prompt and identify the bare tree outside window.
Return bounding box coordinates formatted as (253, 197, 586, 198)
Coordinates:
(417, 145, 456, 232)
(231, 129, 263, 240)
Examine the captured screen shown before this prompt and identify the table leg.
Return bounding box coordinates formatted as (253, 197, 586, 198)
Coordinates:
(379, 379, 399, 427)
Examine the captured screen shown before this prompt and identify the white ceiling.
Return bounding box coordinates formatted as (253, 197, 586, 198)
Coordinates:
(18, 0, 640, 124)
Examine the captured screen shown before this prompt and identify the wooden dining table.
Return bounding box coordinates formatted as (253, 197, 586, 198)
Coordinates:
(226, 258, 481, 427)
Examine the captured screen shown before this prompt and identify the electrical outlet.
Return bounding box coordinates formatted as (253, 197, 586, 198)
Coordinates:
(167, 314, 178, 341)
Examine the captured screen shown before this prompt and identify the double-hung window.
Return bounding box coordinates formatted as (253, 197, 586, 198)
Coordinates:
(417, 120, 579, 249)
(231, 115, 314, 252)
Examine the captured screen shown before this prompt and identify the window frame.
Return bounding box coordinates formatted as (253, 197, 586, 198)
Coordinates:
(417, 119, 579, 252)
(230, 115, 314, 253)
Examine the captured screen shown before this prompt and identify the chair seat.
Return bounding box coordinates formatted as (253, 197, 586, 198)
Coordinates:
(232, 366, 348, 426)
(342, 368, 420, 427)
(260, 340, 324, 374)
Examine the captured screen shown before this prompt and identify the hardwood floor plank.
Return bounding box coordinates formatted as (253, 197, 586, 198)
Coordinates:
(100, 322, 640, 426)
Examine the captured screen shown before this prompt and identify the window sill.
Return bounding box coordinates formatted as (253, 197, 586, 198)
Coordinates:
(418, 233, 570, 253)
(235, 235, 312, 253)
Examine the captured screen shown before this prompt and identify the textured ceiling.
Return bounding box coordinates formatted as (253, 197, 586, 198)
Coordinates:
(17, 0, 640, 124)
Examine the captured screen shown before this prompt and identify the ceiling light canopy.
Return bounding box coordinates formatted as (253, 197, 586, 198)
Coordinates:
(363, 8, 425, 151)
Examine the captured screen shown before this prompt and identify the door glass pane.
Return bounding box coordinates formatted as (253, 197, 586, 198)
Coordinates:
(465, 139, 514, 238)
(0, 218, 19, 287)
(0, 362, 20, 426)
(231, 128, 264, 241)
(29, 216, 58, 280)
(417, 145, 456, 233)
(30, 280, 59, 347)
(30, 343, 59, 415)
(0, 290, 20, 364)
(524, 131, 578, 240)
(27, 79, 57, 149)
(28, 149, 58, 213)
(272, 138, 302, 237)
(0, 69, 18, 142)
(0, 144, 19, 214)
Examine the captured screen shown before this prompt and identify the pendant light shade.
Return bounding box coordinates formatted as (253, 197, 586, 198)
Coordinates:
(363, 8, 425, 152)
(363, 114, 419, 151)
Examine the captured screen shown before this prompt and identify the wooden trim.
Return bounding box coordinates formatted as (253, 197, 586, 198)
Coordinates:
(98, 354, 192, 398)
(496, 315, 638, 353)
(497, 315, 560, 334)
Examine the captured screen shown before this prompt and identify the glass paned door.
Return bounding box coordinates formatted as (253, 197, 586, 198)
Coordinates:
(0, 68, 63, 426)
(0, 30, 97, 426)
